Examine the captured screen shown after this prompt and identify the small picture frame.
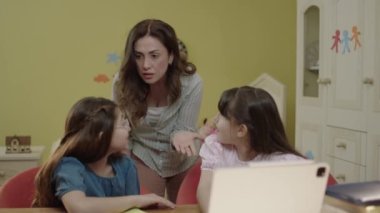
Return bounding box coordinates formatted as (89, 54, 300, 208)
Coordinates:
(5, 135, 31, 153)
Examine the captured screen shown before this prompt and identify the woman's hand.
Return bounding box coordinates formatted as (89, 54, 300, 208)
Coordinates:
(171, 131, 201, 156)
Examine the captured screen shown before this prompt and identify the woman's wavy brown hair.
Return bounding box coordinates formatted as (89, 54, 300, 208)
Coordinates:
(114, 19, 196, 126)
(32, 97, 123, 207)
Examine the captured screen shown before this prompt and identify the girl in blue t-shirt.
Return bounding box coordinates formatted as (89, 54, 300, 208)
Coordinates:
(33, 97, 174, 212)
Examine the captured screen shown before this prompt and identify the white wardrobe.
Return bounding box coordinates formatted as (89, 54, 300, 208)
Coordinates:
(295, 0, 380, 183)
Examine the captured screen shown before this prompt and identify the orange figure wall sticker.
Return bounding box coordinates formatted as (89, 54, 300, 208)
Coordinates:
(351, 25, 361, 50)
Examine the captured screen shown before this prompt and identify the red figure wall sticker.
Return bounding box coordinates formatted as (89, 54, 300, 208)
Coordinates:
(351, 26, 361, 50)
(330, 26, 362, 54)
(330, 30, 341, 53)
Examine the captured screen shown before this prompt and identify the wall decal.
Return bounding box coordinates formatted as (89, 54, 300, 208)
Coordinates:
(330, 26, 361, 54)
(93, 52, 121, 84)
(330, 30, 341, 53)
(107, 52, 121, 64)
(351, 25, 361, 50)
(94, 73, 110, 83)
(342, 30, 350, 54)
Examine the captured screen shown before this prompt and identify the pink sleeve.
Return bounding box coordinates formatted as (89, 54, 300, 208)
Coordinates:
(199, 134, 223, 170)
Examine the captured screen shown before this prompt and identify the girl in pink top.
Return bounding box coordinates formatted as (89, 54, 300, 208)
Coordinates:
(199, 86, 305, 170)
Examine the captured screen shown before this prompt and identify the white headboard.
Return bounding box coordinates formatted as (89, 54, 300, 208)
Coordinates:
(249, 73, 287, 125)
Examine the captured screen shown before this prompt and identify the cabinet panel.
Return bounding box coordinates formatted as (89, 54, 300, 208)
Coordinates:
(296, 0, 327, 164)
(326, 127, 366, 165)
(375, 10, 380, 112)
(326, 0, 366, 131)
(378, 145, 380, 179)
(297, 122, 323, 161)
(333, 0, 363, 109)
(328, 157, 365, 183)
(364, 0, 380, 181)
(366, 134, 380, 181)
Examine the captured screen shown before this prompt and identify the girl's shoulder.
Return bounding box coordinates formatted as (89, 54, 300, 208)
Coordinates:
(254, 153, 305, 162)
(117, 155, 135, 167)
(272, 153, 305, 161)
(58, 156, 85, 168)
(112, 155, 137, 172)
(200, 134, 226, 157)
(203, 134, 223, 149)
(200, 134, 240, 169)
(54, 157, 86, 178)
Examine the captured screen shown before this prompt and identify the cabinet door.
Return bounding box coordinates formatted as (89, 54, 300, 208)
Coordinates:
(366, 134, 380, 181)
(296, 0, 327, 161)
(326, 126, 367, 183)
(365, 0, 380, 181)
(326, 0, 367, 131)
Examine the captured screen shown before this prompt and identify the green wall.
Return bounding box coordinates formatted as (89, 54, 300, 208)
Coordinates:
(0, 0, 296, 161)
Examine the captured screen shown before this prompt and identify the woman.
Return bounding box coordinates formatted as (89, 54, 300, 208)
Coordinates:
(113, 19, 203, 202)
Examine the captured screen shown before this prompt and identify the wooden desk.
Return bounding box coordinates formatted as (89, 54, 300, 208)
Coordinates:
(145, 205, 200, 213)
(0, 205, 201, 213)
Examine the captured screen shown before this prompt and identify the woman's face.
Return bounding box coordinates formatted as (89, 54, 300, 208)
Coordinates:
(134, 35, 173, 85)
(215, 115, 239, 145)
(110, 111, 131, 152)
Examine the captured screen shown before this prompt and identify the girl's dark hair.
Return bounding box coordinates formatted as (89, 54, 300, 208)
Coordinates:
(115, 19, 196, 126)
(218, 86, 303, 157)
(33, 97, 122, 207)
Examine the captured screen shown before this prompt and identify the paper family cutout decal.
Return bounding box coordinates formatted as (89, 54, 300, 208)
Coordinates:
(330, 25, 361, 54)
(93, 52, 121, 84)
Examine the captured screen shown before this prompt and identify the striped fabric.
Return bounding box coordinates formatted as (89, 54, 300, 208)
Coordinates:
(113, 73, 203, 177)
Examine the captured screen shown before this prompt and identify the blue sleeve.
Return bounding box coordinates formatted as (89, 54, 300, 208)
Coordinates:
(119, 156, 140, 195)
(53, 157, 87, 199)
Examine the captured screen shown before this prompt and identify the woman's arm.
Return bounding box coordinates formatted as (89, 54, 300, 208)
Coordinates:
(172, 114, 218, 156)
(173, 74, 203, 132)
(61, 191, 175, 213)
(170, 74, 203, 155)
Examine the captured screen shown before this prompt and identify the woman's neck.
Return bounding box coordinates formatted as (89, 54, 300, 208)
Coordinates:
(148, 81, 168, 107)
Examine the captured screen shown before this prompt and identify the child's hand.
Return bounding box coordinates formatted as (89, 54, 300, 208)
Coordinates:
(198, 114, 219, 139)
(171, 131, 202, 156)
(137, 194, 175, 209)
